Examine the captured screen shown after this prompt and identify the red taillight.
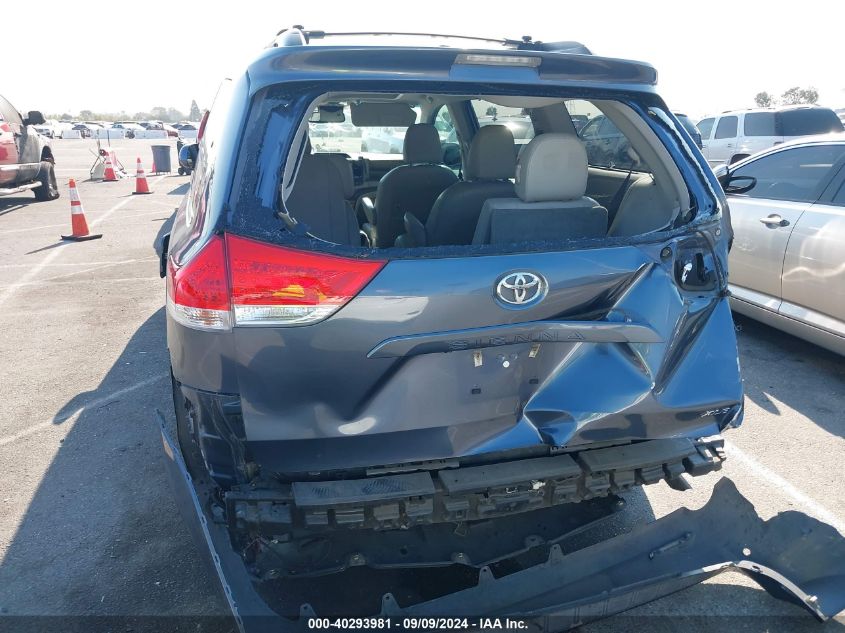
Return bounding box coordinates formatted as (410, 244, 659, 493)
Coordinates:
(167, 235, 231, 330)
(197, 110, 209, 142)
(227, 234, 385, 326)
(167, 234, 386, 330)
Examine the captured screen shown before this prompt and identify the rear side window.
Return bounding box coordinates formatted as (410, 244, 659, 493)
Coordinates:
(731, 144, 845, 202)
(0, 96, 22, 126)
(697, 118, 714, 140)
(714, 116, 737, 139)
(575, 109, 649, 172)
(743, 112, 776, 137)
(779, 109, 844, 136)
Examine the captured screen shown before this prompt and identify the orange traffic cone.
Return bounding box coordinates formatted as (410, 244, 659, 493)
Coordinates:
(133, 157, 152, 195)
(61, 180, 103, 242)
(150, 157, 157, 174)
(103, 152, 118, 182)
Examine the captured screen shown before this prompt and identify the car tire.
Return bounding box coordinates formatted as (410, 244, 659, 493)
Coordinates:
(729, 154, 749, 165)
(33, 161, 60, 201)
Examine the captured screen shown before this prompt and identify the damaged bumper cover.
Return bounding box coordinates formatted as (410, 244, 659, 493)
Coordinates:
(160, 421, 845, 632)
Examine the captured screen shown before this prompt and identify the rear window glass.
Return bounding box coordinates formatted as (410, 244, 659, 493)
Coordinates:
(233, 85, 697, 253)
(779, 109, 844, 136)
(743, 112, 776, 137)
(714, 116, 738, 139)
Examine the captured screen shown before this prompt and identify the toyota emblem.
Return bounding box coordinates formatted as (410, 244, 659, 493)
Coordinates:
(495, 272, 547, 307)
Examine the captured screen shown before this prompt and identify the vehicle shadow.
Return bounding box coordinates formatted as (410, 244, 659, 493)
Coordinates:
(0, 196, 35, 216)
(734, 313, 845, 440)
(0, 308, 234, 632)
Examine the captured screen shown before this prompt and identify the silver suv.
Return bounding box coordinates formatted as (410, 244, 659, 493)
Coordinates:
(698, 105, 843, 166)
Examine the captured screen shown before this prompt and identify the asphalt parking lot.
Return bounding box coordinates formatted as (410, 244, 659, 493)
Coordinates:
(0, 139, 843, 633)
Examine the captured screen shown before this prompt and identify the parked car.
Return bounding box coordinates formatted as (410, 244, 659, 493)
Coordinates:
(156, 27, 842, 629)
(144, 120, 179, 137)
(717, 136, 845, 355)
(360, 125, 407, 153)
(570, 113, 589, 133)
(698, 106, 844, 166)
(674, 113, 702, 148)
(111, 121, 145, 138)
(0, 94, 59, 200)
(71, 123, 97, 138)
(478, 115, 534, 146)
(33, 124, 55, 139)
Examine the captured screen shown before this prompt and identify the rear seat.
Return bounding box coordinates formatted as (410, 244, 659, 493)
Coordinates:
(423, 125, 517, 246)
(472, 134, 607, 245)
(286, 152, 360, 246)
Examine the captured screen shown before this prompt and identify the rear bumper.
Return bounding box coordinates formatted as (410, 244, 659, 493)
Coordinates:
(160, 417, 845, 632)
(228, 436, 726, 534)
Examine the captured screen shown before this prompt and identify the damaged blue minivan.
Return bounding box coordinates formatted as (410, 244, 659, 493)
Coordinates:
(158, 27, 845, 632)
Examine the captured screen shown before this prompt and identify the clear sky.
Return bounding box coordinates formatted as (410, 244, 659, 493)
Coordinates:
(3, 0, 842, 122)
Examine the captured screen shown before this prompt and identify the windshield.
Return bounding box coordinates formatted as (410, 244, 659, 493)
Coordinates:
(309, 105, 420, 158)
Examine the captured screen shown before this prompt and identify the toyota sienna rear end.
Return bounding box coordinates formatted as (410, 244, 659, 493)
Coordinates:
(162, 29, 743, 597)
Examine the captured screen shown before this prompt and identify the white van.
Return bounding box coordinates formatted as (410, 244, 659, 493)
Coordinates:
(697, 106, 843, 166)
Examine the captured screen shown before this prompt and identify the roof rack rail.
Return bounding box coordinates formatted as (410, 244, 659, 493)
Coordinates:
(268, 27, 591, 55)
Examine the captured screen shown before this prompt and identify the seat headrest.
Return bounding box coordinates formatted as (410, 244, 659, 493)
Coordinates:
(465, 125, 516, 180)
(403, 123, 443, 164)
(515, 134, 588, 203)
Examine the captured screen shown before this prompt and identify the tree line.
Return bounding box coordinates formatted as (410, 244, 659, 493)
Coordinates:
(48, 100, 203, 123)
(754, 87, 819, 108)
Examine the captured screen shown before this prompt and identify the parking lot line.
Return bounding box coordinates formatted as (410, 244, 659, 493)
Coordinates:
(0, 194, 135, 309)
(0, 374, 168, 448)
(0, 257, 158, 289)
(726, 439, 845, 535)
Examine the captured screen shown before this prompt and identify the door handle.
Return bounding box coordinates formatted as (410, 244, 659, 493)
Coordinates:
(759, 214, 790, 227)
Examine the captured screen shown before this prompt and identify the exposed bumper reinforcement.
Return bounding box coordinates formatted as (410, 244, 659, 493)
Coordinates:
(159, 416, 845, 633)
(229, 436, 725, 534)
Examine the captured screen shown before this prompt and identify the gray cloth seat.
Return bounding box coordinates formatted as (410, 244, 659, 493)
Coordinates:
(472, 133, 608, 245)
(607, 174, 674, 236)
(424, 125, 517, 246)
(286, 153, 360, 246)
(370, 123, 457, 248)
(319, 153, 355, 200)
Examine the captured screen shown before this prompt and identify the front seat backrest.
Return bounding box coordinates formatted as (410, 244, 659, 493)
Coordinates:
(607, 174, 675, 236)
(472, 133, 607, 245)
(425, 125, 517, 246)
(286, 154, 360, 246)
(372, 123, 458, 248)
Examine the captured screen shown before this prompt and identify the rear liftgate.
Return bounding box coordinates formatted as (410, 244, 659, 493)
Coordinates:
(161, 415, 845, 633)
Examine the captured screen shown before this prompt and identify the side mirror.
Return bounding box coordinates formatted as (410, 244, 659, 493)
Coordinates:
(721, 174, 757, 195)
(24, 110, 45, 126)
(442, 143, 461, 168)
(178, 143, 199, 170)
(159, 233, 171, 278)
